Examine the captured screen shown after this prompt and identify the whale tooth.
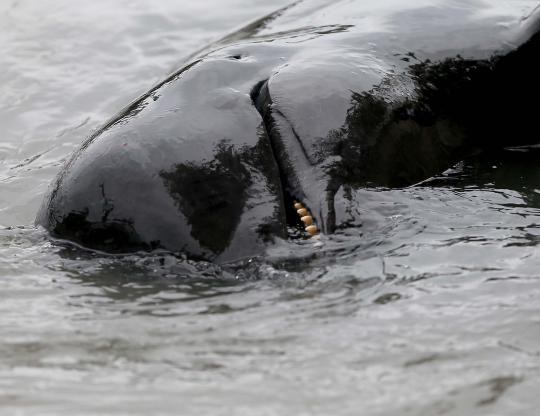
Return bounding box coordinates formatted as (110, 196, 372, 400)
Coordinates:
(305, 225, 318, 236)
(297, 208, 308, 217)
(301, 215, 313, 226)
(294, 201, 318, 237)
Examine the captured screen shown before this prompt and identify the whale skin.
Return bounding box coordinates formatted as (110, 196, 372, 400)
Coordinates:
(37, 0, 540, 262)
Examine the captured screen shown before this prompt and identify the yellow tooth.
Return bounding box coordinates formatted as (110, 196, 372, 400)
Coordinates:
(293, 201, 319, 237)
(297, 208, 308, 217)
(305, 225, 318, 236)
(301, 215, 313, 226)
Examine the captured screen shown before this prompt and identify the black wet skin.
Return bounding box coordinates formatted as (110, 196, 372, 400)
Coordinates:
(37, 0, 540, 263)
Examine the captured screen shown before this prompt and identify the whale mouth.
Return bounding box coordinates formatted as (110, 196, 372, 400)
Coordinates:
(250, 79, 324, 236)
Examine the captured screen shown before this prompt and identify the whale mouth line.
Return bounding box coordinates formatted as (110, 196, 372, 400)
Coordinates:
(250, 79, 310, 232)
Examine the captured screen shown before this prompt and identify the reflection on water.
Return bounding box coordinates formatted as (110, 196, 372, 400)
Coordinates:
(2, 0, 540, 415)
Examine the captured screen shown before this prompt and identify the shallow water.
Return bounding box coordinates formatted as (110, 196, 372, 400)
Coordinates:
(1, 1, 540, 415)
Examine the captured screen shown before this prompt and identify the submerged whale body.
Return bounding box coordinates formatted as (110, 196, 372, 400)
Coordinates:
(37, 0, 540, 262)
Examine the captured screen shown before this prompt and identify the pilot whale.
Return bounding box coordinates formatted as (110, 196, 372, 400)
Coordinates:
(37, 0, 540, 263)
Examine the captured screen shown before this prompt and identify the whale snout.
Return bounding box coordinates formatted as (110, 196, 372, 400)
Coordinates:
(37, 53, 288, 262)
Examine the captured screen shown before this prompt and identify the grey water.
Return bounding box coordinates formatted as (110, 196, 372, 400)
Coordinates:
(1, 0, 540, 414)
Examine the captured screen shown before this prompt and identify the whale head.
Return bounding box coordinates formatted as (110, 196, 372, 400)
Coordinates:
(37, 0, 540, 263)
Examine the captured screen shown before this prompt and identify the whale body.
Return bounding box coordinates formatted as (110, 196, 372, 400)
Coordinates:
(37, 0, 540, 262)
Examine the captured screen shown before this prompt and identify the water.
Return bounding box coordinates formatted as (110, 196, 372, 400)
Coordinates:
(2, 1, 540, 414)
